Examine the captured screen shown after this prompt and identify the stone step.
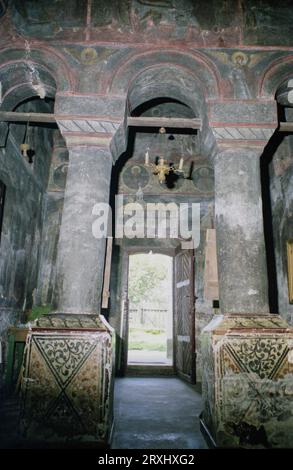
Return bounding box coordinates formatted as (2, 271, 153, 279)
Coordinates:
(126, 364, 175, 377)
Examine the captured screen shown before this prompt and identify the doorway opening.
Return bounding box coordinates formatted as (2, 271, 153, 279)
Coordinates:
(127, 252, 173, 366)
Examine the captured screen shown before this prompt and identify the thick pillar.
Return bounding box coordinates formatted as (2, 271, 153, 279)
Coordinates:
(214, 147, 269, 314)
(20, 140, 116, 446)
(54, 144, 112, 314)
(201, 103, 293, 449)
(20, 94, 124, 447)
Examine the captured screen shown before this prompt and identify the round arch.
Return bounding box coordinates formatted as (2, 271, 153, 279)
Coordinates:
(126, 64, 206, 118)
(0, 62, 57, 111)
(110, 60, 217, 163)
(259, 54, 293, 99)
(0, 45, 74, 111)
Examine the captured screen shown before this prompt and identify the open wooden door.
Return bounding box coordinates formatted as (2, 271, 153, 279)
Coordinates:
(174, 249, 196, 383)
(118, 251, 129, 376)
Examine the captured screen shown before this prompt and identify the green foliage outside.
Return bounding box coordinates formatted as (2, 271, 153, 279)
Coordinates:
(128, 254, 172, 356)
(128, 254, 169, 306)
(128, 327, 166, 352)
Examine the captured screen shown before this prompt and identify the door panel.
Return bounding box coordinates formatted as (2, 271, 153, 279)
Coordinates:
(117, 252, 129, 376)
(174, 250, 196, 383)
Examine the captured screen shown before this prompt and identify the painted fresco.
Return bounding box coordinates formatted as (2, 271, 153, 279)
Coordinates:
(20, 314, 115, 445)
(201, 314, 293, 448)
(10, 0, 293, 46)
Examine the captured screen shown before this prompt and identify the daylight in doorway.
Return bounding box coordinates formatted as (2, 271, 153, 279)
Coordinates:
(127, 253, 173, 366)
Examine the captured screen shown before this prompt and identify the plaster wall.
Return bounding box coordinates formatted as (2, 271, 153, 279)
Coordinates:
(0, 100, 54, 388)
(270, 134, 293, 324)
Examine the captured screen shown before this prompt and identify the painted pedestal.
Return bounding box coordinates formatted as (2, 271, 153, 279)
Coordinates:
(20, 314, 115, 447)
(201, 314, 293, 448)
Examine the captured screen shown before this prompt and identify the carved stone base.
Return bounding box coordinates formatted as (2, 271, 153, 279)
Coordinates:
(201, 314, 293, 448)
(20, 314, 114, 447)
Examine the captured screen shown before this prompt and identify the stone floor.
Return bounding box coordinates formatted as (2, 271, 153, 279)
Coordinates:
(0, 395, 21, 448)
(112, 377, 208, 449)
(0, 377, 208, 449)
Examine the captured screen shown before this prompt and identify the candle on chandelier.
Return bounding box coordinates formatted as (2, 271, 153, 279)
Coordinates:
(179, 157, 184, 170)
(145, 149, 150, 166)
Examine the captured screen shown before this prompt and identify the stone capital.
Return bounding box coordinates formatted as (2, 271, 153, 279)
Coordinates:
(55, 93, 125, 120)
(58, 130, 115, 151)
(208, 99, 278, 151)
(55, 92, 124, 153)
(214, 145, 264, 163)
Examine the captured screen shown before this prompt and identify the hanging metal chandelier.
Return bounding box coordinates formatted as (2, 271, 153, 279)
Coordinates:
(144, 127, 185, 184)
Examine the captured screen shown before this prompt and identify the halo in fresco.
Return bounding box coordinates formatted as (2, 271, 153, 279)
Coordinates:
(122, 164, 150, 190)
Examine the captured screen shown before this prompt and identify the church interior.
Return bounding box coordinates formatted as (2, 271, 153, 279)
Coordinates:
(0, 0, 293, 450)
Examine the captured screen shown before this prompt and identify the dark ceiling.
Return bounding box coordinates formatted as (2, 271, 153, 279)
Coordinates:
(8, 0, 293, 47)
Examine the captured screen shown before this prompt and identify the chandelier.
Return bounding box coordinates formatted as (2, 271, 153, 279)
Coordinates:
(20, 119, 34, 164)
(144, 127, 185, 184)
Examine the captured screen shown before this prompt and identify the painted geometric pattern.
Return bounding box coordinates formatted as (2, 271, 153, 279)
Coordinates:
(212, 127, 274, 141)
(34, 314, 105, 329)
(223, 338, 289, 380)
(21, 331, 113, 442)
(202, 316, 293, 447)
(33, 336, 96, 388)
(58, 120, 120, 134)
(217, 335, 293, 431)
(216, 314, 289, 331)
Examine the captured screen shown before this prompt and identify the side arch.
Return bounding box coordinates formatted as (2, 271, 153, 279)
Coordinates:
(259, 54, 293, 98)
(0, 44, 74, 110)
(0, 61, 57, 110)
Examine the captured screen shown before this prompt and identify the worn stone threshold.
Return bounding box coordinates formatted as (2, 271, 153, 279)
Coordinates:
(126, 364, 175, 376)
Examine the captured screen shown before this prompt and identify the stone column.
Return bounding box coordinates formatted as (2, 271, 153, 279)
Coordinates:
(200, 103, 293, 449)
(214, 147, 269, 314)
(54, 144, 112, 314)
(51, 93, 124, 315)
(20, 138, 116, 446)
(20, 94, 124, 447)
